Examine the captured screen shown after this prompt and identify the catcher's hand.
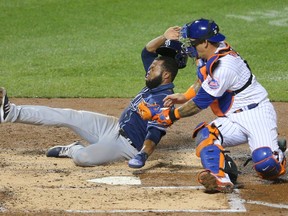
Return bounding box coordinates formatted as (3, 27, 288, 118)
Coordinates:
(137, 101, 176, 126)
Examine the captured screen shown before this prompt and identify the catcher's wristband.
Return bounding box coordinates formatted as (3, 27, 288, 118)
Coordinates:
(169, 107, 180, 122)
(183, 87, 196, 100)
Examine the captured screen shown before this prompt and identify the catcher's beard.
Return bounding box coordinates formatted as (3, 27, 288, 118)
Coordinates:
(146, 74, 163, 89)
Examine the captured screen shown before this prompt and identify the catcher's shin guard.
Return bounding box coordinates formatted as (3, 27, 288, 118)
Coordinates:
(193, 122, 226, 177)
(252, 147, 286, 180)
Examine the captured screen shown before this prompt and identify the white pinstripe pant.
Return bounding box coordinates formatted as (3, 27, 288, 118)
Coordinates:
(212, 99, 279, 153)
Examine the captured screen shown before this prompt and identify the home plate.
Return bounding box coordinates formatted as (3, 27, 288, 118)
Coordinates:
(87, 176, 141, 185)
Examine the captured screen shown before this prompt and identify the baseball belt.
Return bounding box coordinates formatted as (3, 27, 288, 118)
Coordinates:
(119, 128, 137, 149)
(234, 103, 259, 113)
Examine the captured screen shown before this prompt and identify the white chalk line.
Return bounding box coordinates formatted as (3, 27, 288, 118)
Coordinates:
(247, 200, 288, 209)
(66, 209, 242, 213)
(65, 187, 246, 213)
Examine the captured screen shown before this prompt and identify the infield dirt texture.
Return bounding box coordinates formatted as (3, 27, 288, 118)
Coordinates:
(0, 98, 287, 216)
(1, 2, 288, 215)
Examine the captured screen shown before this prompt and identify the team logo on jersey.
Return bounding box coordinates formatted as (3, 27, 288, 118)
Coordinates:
(208, 77, 220, 89)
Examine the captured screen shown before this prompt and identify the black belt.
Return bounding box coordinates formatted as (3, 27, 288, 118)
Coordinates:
(234, 103, 259, 113)
(119, 128, 137, 149)
(232, 73, 253, 95)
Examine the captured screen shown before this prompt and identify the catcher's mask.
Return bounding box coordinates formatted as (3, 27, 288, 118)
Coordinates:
(156, 40, 188, 69)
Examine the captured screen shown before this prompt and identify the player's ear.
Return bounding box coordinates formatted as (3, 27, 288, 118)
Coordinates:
(162, 71, 170, 80)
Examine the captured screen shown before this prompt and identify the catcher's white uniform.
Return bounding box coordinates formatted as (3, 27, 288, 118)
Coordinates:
(169, 18, 286, 193)
(200, 42, 278, 152)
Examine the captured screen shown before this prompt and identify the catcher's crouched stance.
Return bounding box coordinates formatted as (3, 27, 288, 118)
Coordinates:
(137, 101, 286, 193)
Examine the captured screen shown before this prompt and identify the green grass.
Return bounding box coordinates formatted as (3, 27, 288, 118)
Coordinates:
(0, 0, 287, 101)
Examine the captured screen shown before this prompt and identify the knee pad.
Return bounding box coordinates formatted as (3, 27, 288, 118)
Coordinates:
(193, 122, 222, 157)
(252, 147, 286, 180)
(193, 122, 226, 177)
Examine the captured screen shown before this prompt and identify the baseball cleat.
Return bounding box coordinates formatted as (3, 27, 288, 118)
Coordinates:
(198, 170, 234, 193)
(46, 141, 82, 158)
(128, 152, 148, 168)
(0, 87, 11, 123)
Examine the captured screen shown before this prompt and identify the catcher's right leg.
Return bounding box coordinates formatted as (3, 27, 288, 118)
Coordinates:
(193, 122, 238, 193)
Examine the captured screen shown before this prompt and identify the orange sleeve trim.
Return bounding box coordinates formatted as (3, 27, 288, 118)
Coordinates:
(183, 87, 196, 100)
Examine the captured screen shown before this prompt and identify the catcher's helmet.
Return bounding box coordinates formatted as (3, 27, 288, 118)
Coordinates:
(181, 18, 225, 42)
(156, 40, 188, 69)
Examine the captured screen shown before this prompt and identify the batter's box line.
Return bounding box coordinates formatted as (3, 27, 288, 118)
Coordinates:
(66, 188, 247, 213)
(247, 200, 288, 209)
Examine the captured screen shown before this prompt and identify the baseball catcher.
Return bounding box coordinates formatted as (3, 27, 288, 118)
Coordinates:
(137, 18, 286, 193)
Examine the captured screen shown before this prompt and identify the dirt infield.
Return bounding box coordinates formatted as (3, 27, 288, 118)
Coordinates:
(0, 98, 287, 216)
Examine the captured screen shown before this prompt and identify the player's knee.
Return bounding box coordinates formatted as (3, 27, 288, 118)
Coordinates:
(72, 151, 95, 167)
(252, 147, 286, 180)
(193, 122, 222, 157)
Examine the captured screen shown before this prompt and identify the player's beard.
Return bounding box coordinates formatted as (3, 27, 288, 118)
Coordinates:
(145, 74, 163, 89)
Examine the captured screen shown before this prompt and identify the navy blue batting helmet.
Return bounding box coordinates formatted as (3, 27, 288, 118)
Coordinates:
(181, 18, 225, 42)
(156, 40, 188, 69)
